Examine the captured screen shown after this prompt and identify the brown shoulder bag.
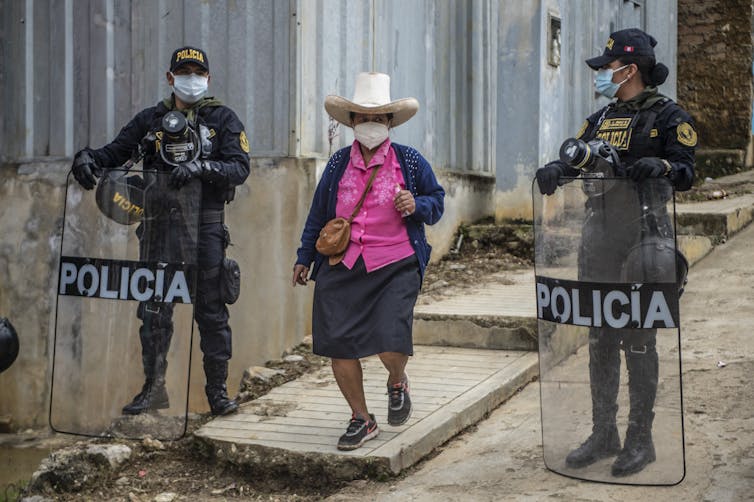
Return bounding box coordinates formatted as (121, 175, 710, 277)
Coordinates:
(315, 165, 381, 266)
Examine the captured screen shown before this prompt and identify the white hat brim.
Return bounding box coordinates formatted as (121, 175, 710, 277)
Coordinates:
(324, 95, 419, 128)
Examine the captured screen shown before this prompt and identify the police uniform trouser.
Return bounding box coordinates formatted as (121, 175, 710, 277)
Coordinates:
(195, 221, 232, 365)
(588, 327, 658, 434)
(137, 222, 231, 385)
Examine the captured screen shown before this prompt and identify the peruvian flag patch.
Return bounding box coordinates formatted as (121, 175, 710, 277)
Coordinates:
(624, 46, 635, 52)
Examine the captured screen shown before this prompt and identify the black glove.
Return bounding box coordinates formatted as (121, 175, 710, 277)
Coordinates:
(535, 161, 567, 195)
(169, 160, 204, 188)
(628, 157, 666, 182)
(71, 150, 102, 190)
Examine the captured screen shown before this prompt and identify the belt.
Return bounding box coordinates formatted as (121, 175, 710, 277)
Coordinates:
(201, 210, 224, 224)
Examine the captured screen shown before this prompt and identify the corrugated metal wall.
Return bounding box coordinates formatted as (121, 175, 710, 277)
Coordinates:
(0, 0, 293, 160)
(1, 0, 676, 172)
(297, 0, 496, 175)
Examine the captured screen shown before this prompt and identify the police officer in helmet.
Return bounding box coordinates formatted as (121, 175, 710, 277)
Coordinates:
(536, 29, 696, 476)
(71, 46, 250, 416)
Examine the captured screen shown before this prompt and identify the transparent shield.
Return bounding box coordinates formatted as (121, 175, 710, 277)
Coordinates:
(51, 169, 201, 440)
(533, 177, 685, 485)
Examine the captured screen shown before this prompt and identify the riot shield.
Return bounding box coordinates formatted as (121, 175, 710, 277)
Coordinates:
(51, 169, 201, 440)
(533, 177, 685, 485)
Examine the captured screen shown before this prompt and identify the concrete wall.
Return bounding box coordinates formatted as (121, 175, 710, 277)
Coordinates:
(0, 158, 318, 425)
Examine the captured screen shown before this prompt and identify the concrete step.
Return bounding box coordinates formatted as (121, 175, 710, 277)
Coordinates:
(413, 270, 536, 351)
(194, 345, 538, 479)
(676, 193, 754, 243)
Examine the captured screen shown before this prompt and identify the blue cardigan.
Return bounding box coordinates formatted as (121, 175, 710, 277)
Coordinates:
(296, 143, 445, 281)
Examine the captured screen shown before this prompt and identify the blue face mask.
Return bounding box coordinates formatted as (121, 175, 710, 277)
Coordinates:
(594, 65, 629, 98)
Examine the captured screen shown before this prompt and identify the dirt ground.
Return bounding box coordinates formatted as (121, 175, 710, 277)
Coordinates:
(9, 173, 754, 502)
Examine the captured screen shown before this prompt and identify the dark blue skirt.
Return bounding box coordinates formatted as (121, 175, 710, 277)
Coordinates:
(312, 255, 420, 359)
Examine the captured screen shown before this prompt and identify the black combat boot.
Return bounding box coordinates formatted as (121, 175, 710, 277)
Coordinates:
(612, 340, 658, 476)
(566, 332, 622, 468)
(204, 359, 238, 416)
(122, 324, 172, 415)
(122, 356, 169, 415)
(611, 415, 656, 476)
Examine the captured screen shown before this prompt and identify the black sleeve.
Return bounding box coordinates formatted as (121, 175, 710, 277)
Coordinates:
(209, 107, 251, 188)
(576, 108, 605, 141)
(660, 105, 697, 192)
(88, 107, 154, 168)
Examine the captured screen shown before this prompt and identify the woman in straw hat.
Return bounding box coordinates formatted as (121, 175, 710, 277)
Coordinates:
(292, 72, 445, 450)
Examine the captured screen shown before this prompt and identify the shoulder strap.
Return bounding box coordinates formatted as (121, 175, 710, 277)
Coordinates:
(347, 164, 382, 223)
(639, 97, 673, 135)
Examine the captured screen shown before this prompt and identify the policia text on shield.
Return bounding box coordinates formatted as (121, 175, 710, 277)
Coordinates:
(534, 28, 696, 483)
(70, 46, 250, 419)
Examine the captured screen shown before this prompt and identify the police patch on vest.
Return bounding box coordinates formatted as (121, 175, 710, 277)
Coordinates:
(239, 131, 249, 153)
(596, 128, 633, 150)
(599, 118, 632, 131)
(59, 256, 196, 304)
(676, 122, 697, 147)
(576, 121, 588, 139)
(535, 276, 679, 329)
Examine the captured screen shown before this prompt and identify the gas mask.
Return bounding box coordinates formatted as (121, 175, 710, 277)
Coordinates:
(559, 137, 624, 196)
(159, 111, 201, 167)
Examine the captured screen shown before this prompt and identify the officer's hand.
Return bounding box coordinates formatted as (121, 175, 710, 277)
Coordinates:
(535, 161, 566, 195)
(628, 157, 666, 182)
(292, 264, 309, 287)
(169, 160, 203, 188)
(71, 150, 102, 190)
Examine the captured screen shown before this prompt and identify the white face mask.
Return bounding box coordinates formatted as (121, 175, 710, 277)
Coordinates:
(171, 73, 208, 104)
(353, 122, 389, 149)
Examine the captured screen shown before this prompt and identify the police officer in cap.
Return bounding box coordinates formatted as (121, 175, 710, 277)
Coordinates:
(71, 46, 250, 416)
(536, 28, 696, 476)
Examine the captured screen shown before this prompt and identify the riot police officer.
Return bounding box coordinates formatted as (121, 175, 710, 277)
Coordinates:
(536, 29, 696, 476)
(71, 46, 250, 416)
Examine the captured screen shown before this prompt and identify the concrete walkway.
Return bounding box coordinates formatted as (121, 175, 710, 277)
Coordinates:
(196, 346, 537, 476)
(196, 178, 754, 480)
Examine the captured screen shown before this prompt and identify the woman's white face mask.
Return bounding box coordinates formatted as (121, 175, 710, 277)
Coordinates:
(353, 121, 389, 149)
(171, 73, 208, 104)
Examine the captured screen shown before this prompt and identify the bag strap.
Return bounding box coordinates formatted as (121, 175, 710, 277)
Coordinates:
(347, 164, 382, 223)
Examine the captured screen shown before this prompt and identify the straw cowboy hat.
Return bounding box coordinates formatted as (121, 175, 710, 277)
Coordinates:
(324, 72, 419, 128)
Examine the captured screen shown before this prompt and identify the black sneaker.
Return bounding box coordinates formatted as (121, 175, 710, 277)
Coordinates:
(337, 413, 379, 451)
(387, 376, 412, 426)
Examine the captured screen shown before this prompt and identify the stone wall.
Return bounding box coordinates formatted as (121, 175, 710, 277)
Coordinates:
(678, 0, 754, 178)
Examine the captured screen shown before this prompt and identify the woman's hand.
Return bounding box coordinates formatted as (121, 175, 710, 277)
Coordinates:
(292, 264, 309, 286)
(394, 184, 415, 217)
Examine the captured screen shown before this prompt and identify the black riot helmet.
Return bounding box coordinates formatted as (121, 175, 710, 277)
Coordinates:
(0, 317, 19, 373)
(95, 170, 149, 225)
(621, 237, 689, 296)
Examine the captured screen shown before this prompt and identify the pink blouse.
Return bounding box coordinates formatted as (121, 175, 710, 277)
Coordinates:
(336, 139, 416, 272)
